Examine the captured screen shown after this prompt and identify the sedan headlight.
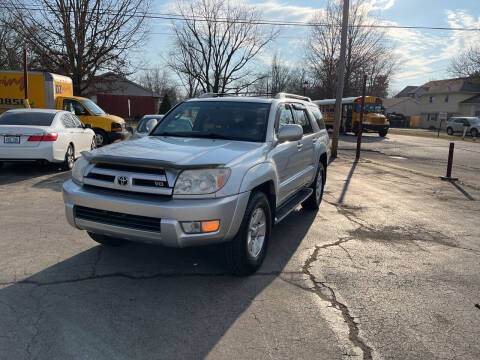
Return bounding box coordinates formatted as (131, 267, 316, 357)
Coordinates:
(71, 156, 89, 184)
(174, 168, 231, 195)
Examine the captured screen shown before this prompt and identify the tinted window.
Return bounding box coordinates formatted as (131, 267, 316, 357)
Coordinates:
(152, 101, 271, 142)
(62, 114, 75, 128)
(63, 99, 89, 116)
(309, 106, 325, 130)
(136, 118, 148, 132)
(71, 114, 84, 128)
(293, 108, 313, 134)
(0, 112, 55, 126)
(277, 104, 295, 130)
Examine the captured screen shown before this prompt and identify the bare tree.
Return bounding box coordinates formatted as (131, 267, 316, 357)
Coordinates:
(137, 66, 171, 96)
(307, 0, 396, 99)
(449, 46, 480, 78)
(6, 0, 149, 95)
(169, 0, 278, 94)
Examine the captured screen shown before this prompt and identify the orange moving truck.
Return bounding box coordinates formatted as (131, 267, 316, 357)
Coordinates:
(0, 71, 128, 145)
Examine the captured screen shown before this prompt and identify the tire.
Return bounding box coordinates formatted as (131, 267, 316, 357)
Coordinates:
(447, 127, 453, 136)
(62, 144, 75, 171)
(87, 232, 127, 246)
(378, 128, 388, 137)
(90, 136, 97, 151)
(302, 162, 326, 210)
(471, 128, 478, 138)
(222, 191, 271, 276)
(94, 129, 109, 147)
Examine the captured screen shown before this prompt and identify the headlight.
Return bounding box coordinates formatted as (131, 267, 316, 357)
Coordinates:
(71, 156, 89, 184)
(174, 168, 231, 195)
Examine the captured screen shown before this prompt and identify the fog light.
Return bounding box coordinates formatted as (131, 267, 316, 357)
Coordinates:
(181, 220, 220, 234)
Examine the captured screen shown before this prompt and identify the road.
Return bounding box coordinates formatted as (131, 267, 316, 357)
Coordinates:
(0, 154, 479, 359)
(338, 132, 480, 188)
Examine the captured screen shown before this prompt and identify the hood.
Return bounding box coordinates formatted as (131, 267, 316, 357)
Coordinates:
(103, 114, 125, 123)
(84, 135, 264, 168)
(365, 113, 386, 124)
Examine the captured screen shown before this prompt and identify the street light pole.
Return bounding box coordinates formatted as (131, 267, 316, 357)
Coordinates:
(330, 0, 350, 159)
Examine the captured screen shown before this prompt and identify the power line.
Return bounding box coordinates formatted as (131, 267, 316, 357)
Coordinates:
(11, 5, 480, 32)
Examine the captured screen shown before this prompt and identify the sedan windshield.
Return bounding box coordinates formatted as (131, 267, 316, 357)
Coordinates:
(81, 99, 105, 116)
(151, 101, 270, 142)
(0, 112, 55, 126)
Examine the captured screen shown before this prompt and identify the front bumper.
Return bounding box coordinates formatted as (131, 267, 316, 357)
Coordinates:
(362, 124, 389, 132)
(62, 180, 250, 248)
(108, 130, 130, 142)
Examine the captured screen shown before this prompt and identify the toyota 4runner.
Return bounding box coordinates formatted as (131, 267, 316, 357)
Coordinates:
(62, 93, 330, 275)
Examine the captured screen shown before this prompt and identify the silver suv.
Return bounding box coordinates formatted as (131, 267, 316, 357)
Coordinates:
(63, 93, 330, 275)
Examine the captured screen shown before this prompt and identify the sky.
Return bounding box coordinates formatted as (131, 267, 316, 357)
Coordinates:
(141, 0, 480, 97)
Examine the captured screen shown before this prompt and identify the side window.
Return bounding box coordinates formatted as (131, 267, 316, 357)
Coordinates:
(63, 99, 89, 116)
(293, 108, 313, 134)
(309, 106, 325, 130)
(277, 104, 295, 131)
(62, 114, 75, 128)
(71, 114, 84, 128)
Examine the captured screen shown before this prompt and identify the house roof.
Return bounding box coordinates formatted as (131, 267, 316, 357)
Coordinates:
(413, 78, 480, 96)
(460, 94, 480, 104)
(394, 86, 418, 98)
(85, 72, 161, 98)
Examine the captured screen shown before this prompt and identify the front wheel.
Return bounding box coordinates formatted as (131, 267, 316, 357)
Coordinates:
(447, 127, 453, 136)
(302, 162, 325, 210)
(87, 232, 127, 246)
(471, 128, 478, 138)
(222, 192, 271, 276)
(379, 128, 388, 137)
(94, 129, 109, 147)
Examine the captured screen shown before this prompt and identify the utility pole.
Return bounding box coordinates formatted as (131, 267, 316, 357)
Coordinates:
(330, 0, 350, 159)
(23, 48, 30, 108)
(355, 74, 367, 160)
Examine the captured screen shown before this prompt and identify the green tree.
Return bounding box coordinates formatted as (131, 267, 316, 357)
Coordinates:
(159, 93, 172, 114)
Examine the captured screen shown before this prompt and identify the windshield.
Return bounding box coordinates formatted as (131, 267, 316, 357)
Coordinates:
(355, 103, 382, 114)
(0, 112, 55, 126)
(151, 101, 271, 142)
(81, 99, 105, 116)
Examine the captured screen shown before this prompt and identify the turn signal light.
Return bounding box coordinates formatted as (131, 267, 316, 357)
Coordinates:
(181, 220, 220, 234)
(28, 133, 58, 141)
(201, 220, 220, 233)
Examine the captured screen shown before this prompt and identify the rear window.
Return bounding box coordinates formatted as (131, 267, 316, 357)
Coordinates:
(0, 112, 55, 126)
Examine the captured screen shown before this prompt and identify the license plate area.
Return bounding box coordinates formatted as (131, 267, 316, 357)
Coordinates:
(4, 136, 20, 144)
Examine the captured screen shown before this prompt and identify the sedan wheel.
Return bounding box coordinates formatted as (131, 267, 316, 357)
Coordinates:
(471, 128, 478, 138)
(447, 127, 453, 135)
(62, 145, 75, 170)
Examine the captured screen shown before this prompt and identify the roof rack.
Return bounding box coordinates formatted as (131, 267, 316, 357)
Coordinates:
(274, 93, 311, 102)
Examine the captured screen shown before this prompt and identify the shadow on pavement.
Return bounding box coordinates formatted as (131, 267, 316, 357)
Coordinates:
(450, 181, 476, 201)
(0, 208, 317, 359)
(0, 162, 69, 187)
(338, 133, 388, 143)
(338, 160, 358, 204)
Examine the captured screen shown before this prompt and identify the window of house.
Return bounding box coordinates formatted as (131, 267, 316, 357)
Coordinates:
(429, 96, 434, 104)
(428, 113, 438, 121)
(444, 95, 449, 103)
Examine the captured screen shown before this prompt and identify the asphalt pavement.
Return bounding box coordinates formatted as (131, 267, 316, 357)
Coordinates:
(0, 152, 479, 359)
(338, 132, 480, 189)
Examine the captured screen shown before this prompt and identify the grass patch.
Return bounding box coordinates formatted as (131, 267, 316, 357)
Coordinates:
(389, 129, 479, 143)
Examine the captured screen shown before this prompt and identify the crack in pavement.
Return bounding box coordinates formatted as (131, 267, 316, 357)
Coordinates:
(301, 245, 374, 360)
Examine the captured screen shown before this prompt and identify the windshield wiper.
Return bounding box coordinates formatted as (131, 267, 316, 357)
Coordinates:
(187, 132, 235, 140)
(151, 132, 192, 137)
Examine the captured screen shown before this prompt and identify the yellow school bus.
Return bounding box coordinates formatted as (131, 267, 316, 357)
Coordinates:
(313, 96, 390, 137)
(0, 71, 128, 145)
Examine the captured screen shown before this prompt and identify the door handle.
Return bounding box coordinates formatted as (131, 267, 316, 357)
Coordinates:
(297, 143, 303, 150)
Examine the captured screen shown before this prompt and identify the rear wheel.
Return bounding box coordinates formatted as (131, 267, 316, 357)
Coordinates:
(379, 128, 388, 137)
(222, 191, 271, 276)
(302, 162, 325, 210)
(62, 144, 75, 170)
(471, 128, 478, 138)
(447, 127, 454, 135)
(94, 129, 109, 147)
(87, 232, 127, 246)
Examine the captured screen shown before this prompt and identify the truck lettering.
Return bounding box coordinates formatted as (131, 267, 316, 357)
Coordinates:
(0, 76, 25, 92)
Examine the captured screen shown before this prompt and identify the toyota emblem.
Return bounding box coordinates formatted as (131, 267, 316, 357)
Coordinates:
(117, 176, 128, 186)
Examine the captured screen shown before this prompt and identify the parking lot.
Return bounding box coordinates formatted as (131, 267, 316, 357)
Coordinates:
(1, 134, 479, 359)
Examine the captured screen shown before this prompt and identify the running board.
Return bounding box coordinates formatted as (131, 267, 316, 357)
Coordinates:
(275, 188, 313, 224)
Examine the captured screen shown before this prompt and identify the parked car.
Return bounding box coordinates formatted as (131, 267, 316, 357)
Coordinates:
(446, 117, 480, 137)
(131, 115, 164, 139)
(0, 109, 96, 170)
(62, 93, 330, 275)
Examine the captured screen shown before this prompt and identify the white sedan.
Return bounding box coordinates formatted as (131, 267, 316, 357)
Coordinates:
(0, 109, 96, 170)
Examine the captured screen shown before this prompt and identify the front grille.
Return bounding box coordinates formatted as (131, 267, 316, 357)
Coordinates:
(94, 163, 166, 175)
(75, 206, 161, 233)
(87, 173, 115, 182)
(133, 178, 167, 187)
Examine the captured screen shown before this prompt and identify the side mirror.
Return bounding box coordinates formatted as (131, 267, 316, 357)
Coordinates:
(277, 124, 303, 143)
(84, 123, 92, 129)
(126, 126, 133, 133)
(146, 119, 158, 133)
